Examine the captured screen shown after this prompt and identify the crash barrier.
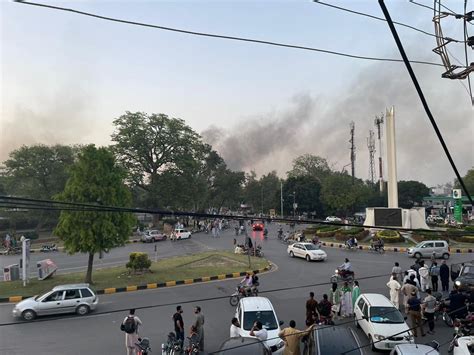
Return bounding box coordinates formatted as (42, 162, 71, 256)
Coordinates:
(0, 263, 272, 303)
(320, 242, 474, 255)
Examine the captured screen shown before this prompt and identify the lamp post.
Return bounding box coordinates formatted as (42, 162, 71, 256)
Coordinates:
(292, 191, 296, 218)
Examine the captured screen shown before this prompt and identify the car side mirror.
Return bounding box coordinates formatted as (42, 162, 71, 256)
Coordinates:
(279, 320, 284, 326)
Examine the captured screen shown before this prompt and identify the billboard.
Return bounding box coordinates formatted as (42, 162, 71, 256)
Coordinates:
(374, 208, 402, 227)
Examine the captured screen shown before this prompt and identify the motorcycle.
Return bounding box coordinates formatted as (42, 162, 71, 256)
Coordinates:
(330, 268, 354, 284)
(161, 332, 182, 355)
(41, 244, 58, 252)
(6, 246, 21, 255)
(229, 285, 259, 306)
(135, 337, 151, 355)
(254, 245, 264, 257)
(345, 240, 358, 251)
(368, 244, 384, 254)
(277, 230, 283, 241)
(448, 318, 474, 353)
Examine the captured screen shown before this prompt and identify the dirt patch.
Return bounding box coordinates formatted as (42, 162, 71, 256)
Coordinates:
(176, 254, 248, 269)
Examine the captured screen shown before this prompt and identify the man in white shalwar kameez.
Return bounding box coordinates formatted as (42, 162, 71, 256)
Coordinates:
(387, 274, 401, 309)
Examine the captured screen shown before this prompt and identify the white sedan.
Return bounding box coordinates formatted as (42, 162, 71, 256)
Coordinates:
(287, 242, 327, 261)
(170, 228, 192, 240)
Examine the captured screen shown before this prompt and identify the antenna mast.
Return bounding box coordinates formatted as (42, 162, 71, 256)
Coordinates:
(367, 129, 376, 184)
(374, 114, 384, 193)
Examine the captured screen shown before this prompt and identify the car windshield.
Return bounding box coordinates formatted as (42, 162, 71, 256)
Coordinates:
(369, 306, 405, 323)
(461, 266, 474, 275)
(243, 311, 278, 331)
(304, 244, 319, 250)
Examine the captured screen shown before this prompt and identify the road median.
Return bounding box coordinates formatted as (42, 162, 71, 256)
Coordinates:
(0, 251, 270, 303)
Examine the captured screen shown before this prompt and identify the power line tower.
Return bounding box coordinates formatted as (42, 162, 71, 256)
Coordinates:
(349, 121, 356, 184)
(367, 130, 376, 184)
(374, 114, 384, 193)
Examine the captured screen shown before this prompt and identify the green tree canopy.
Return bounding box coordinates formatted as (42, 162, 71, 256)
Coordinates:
(283, 175, 323, 217)
(54, 145, 135, 283)
(287, 154, 331, 181)
(398, 180, 430, 208)
(455, 167, 474, 198)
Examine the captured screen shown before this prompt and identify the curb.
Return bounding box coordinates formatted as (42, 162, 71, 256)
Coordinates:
(0, 263, 272, 304)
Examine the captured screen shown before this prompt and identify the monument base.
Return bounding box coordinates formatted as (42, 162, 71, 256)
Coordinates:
(364, 207, 429, 230)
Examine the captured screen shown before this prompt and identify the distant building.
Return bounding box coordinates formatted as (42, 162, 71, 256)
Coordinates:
(429, 183, 453, 197)
(422, 195, 473, 217)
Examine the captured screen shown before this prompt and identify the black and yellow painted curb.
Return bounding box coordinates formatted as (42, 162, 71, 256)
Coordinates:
(320, 241, 474, 255)
(0, 263, 272, 303)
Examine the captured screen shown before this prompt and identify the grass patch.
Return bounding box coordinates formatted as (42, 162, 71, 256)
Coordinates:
(0, 251, 268, 298)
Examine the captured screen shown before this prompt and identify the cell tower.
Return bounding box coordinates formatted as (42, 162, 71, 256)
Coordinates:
(367, 130, 376, 184)
(349, 121, 356, 184)
(374, 114, 384, 193)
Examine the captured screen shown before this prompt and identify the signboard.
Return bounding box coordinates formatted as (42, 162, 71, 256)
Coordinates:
(22, 238, 30, 287)
(453, 189, 462, 199)
(374, 208, 402, 227)
(454, 199, 463, 223)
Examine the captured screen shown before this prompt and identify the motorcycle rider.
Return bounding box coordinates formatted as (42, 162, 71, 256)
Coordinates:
(240, 273, 253, 296)
(346, 236, 358, 249)
(277, 227, 283, 239)
(339, 258, 354, 279)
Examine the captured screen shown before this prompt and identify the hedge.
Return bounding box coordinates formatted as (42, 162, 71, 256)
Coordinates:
(457, 236, 474, 243)
(376, 230, 404, 243)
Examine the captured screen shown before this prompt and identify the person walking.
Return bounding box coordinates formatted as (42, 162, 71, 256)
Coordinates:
(278, 320, 315, 355)
(340, 282, 353, 318)
(392, 262, 403, 283)
(352, 280, 361, 311)
(418, 261, 430, 292)
(440, 260, 450, 293)
(401, 280, 418, 313)
(173, 306, 184, 346)
(230, 317, 241, 338)
(193, 306, 205, 351)
(329, 282, 341, 320)
(423, 289, 437, 334)
(387, 274, 401, 309)
(305, 292, 319, 325)
(430, 262, 440, 292)
(407, 291, 426, 338)
(121, 309, 142, 355)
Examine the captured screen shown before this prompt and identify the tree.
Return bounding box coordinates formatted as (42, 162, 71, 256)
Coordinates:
(287, 154, 331, 181)
(54, 145, 135, 283)
(455, 167, 474, 197)
(283, 175, 323, 217)
(208, 167, 245, 210)
(398, 180, 430, 208)
(242, 171, 281, 214)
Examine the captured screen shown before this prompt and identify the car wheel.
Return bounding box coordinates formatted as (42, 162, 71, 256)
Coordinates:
(305, 254, 311, 262)
(443, 253, 450, 260)
(289, 251, 294, 258)
(76, 304, 90, 316)
(22, 309, 36, 321)
(414, 252, 422, 259)
(369, 335, 377, 352)
(229, 295, 240, 307)
(151, 237, 155, 243)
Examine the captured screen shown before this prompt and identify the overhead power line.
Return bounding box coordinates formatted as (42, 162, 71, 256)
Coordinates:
(12, 0, 448, 68)
(313, 0, 465, 43)
(463, 0, 474, 104)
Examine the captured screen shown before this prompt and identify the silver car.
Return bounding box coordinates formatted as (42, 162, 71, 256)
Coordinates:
(12, 283, 98, 321)
(407, 240, 450, 259)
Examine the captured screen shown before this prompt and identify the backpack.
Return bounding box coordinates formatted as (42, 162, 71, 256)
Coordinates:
(121, 316, 136, 334)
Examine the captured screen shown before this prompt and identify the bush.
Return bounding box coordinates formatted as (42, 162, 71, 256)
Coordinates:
(23, 231, 39, 240)
(456, 236, 474, 243)
(340, 227, 364, 235)
(335, 233, 351, 242)
(126, 252, 152, 273)
(376, 230, 404, 243)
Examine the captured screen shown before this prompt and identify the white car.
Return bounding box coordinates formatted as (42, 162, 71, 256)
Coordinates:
(287, 242, 327, 262)
(234, 297, 285, 353)
(170, 228, 192, 240)
(354, 293, 413, 351)
(453, 336, 474, 355)
(325, 216, 342, 223)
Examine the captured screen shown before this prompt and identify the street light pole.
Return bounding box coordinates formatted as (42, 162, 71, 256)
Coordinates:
(280, 181, 284, 217)
(261, 185, 264, 216)
(293, 191, 296, 218)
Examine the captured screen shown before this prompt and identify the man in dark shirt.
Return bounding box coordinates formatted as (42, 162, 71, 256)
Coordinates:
(306, 292, 319, 325)
(449, 287, 468, 319)
(407, 291, 425, 337)
(440, 260, 450, 292)
(173, 305, 184, 345)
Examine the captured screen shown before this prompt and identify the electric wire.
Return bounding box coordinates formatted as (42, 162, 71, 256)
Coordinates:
(463, 0, 474, 105)
(378, 0, 474, 206)
(313, 0, 465, 43)
(11, 0, 447, 68)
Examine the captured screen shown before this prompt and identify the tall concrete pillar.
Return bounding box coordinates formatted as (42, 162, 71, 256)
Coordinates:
(386, 106, 398, 208)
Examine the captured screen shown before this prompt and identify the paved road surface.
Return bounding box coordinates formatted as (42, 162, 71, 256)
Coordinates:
(1, 223, 472, 354)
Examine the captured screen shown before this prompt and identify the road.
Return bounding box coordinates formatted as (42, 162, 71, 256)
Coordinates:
(1, 223, 472, 355)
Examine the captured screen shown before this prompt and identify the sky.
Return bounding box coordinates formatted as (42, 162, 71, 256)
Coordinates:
(1, 0, 473, 187)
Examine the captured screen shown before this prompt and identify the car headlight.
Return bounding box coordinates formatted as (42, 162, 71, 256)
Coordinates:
(455, 280, 461, 286)
(373, 334, 385, 341)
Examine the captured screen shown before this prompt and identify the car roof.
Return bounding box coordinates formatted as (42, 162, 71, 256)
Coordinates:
(360, 293, 394, 307)
(240, 297, 274, 312)
(52, 283, 90, 290)
(315, 327, 363, 355)
(393, 344, 439, 354)
(418, 240, 447, 243)
(217, 337, 267, 355)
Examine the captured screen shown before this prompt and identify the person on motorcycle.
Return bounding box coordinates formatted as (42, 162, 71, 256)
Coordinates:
(346, 236, 357, 249)
(277, 227, 283, 239)
(339, 258, 354, 279)
(251, 272, 259, 294)
(240, 273, 253, 296)
(449, 286, 468, 319)
(263, 228, 268, 238)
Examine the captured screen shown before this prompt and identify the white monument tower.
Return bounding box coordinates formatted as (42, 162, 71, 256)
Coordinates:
(386, 106, 398, 208)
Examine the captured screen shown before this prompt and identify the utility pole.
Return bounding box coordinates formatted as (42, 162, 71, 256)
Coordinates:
(374, 114, 384, 193)
(349, 121, 356, 184)
(261, 185, 264, 216)
(367, 130, 376, 184)
(280, 181, 284, 217)
(292, 191, 296, 218)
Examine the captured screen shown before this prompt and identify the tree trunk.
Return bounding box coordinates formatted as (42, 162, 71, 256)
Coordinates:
(85, 252, 94, 284)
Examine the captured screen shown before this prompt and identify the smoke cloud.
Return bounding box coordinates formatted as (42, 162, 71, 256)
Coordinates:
(202, 62, 473, 186)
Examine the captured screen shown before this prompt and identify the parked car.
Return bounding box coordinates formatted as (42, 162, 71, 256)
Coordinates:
(12, 284, 98, 321)
(304, 325, 364, 355)
(454, 263, 474, 292)
(252, 220, 265, 231)
(141, 230, 167, 243)
(407, 240, 450, 259)
(287, 242, 327, 262)
(216, 337, 271, 355)
(325, 216, 342, 223)
(354, 293, 413, 351)
(453, 336, 474, 355)
(390, 342, 440, 355)
(170, 228, 192, 240)
(426, 215, 444, 224)
(234, 297, 285, 353)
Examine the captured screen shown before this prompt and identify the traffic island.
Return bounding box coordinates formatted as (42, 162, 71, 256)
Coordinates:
(0, 251, 270, 302)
